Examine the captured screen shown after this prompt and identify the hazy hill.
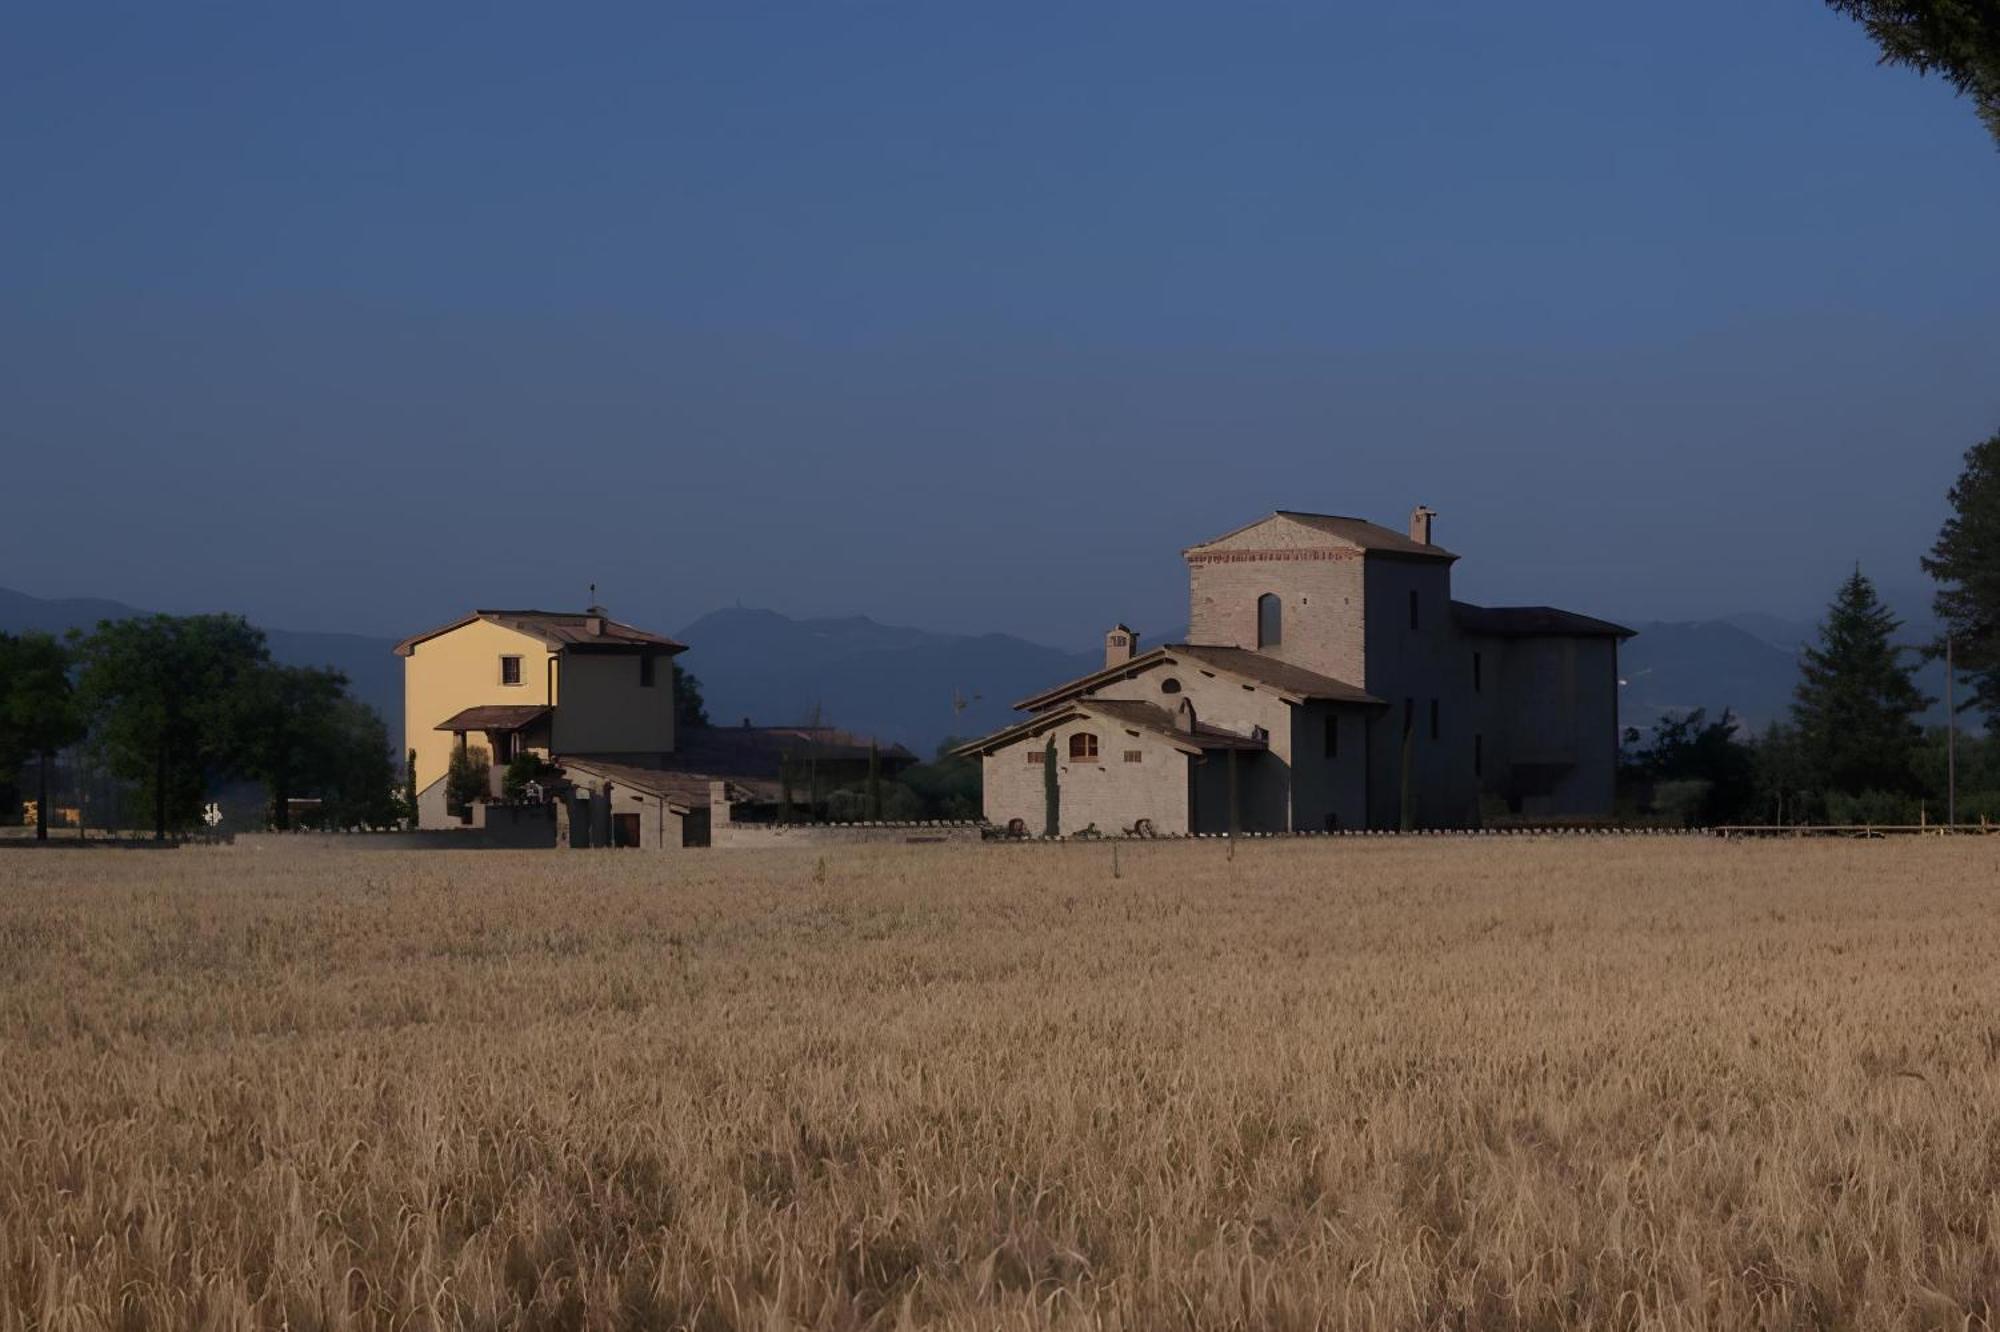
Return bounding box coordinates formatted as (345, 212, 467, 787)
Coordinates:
(6, 585, 1971, 758)
(0, 587, 404, 743)
(673, 607, 1098, 755)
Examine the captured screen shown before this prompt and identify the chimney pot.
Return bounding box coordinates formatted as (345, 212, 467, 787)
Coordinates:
(1105, 623, 1139, 670)
(1409, 506, 1437, 546)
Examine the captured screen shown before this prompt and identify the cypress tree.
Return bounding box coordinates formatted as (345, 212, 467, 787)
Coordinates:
(1923, 430, 2000, 724)
(1042, 737, 1059, 837)
(1792, 566, 1930, 798)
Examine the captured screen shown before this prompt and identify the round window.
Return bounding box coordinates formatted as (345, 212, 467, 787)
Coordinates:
(1160, 677, 1182, 694)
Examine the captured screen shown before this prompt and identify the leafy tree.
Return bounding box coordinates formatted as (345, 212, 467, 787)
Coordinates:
(502, 750, 550, 800)
(1627, 708, 1757, 825)
(900, 739, 983, 820)
(1922, 431, 2000, 723)
(75, 615, 270, 839)
(1827, 2, 2000, 145)
(673, 662, 710, 732)
(445, 744, 491, 821)
(1792, 567, 1929, 797)
(313, 699, 401, 828)
(1749, 721, 1818, 825)
(0, 633, 87, 840)
(227, 662, 348, 830)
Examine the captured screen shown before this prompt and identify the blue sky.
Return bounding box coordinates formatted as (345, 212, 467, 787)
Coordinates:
(2, 2, 1995, 647)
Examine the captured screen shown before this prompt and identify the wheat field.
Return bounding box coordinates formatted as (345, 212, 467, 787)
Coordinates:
(1, 837, 1997, 1330)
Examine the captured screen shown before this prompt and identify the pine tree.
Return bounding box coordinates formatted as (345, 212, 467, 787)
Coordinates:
(1792, 567, 1930, 798)
(1922, 430, 2000, 723)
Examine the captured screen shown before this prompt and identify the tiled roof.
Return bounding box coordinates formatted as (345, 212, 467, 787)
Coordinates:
(557, 725, 916, 810)
(394, 609, 686, 657)
(1165, 645, 1384, 706)
(1078, 699, 1268, 750)
(1186, 511, 1455, 560)
(1013, 644, 1382, 712)
(556, 758, 755, 811)
(433, 705, 551, 732)
(952, 697, 1271, 759)
(1451, 602, 1635, 639)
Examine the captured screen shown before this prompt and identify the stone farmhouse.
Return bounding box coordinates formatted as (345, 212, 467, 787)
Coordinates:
(956, 510, 1633, 834)
(395, 606, 914, 848)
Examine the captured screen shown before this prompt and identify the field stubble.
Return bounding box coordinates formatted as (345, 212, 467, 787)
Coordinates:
(1, 838, 1997, 1330)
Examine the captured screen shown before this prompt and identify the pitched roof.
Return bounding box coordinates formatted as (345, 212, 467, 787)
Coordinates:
(1451, 602, 1635, 639)
(557, 725, 917, 811)
(952, 697, 1270, 759)
(1186, 511, 1455, 561)
(1013, 644, 1382, 712)
(556, 757, 751, 812)
(1166, 644, 1384, 705)
(433, 704, 551, 733)
(394, 609, 687, 657)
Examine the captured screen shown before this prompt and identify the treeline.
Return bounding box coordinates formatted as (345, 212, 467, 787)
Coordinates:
(0, 615, 398, 840)
(1628, 430, 2000, 826)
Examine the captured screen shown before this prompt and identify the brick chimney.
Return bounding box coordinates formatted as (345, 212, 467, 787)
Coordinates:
(586, 603, 607, 637)
(1105, 623, 1138, 670)
(1409, 506, 1436, 546)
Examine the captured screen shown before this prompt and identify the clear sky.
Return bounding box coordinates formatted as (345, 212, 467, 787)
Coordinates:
(3, 2, 1996, 649)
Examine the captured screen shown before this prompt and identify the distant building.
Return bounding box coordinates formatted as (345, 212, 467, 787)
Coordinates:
(394, 606, 687, 831)
(394, 607, 915, 847)
(956, 509, 1633, 833)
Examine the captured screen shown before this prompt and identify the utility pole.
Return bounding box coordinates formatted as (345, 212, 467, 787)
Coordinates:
(1947, 633, 1958, 830)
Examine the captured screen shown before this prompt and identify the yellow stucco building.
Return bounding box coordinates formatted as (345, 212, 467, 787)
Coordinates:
(394, 607, 685, 829)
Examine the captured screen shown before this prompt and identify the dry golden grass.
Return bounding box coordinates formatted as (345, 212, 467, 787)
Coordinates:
(2, 837, 1998, 1330)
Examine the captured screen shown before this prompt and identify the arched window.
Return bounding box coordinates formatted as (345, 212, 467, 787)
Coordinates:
(1257, 593, 1282, 648)
(1160, 677, 1182, 695)
(1069, 732, 1099, 761)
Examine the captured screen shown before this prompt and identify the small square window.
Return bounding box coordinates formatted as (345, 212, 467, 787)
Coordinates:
(1123, 750, 1143, 764)
(500, 655, 522, 686)
(1028, 750, 1045, 765)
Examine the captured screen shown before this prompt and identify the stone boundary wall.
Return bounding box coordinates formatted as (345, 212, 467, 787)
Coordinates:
(712, 821, 987, 849)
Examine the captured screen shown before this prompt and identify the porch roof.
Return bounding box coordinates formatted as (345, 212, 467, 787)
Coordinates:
(434, 704, 552, 733)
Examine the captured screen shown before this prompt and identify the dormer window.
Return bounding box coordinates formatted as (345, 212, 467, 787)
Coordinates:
(1257, 594, 1282, 648)
(500, 655, 523, 686)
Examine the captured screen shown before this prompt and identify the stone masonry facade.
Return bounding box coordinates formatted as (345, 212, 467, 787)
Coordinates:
(961, 509, 1633, 833)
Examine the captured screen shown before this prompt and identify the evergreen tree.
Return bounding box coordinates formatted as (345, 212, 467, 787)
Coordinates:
(1826, 2, 2000, 145)
(1042, 737, 1059, 837)
(1922, 430, 2000, 723)
(1792, 567, 1930, 797)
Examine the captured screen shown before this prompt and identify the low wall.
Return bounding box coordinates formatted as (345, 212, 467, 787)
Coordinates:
(236, 804, 557, 852)
(712, 821, 987, 849)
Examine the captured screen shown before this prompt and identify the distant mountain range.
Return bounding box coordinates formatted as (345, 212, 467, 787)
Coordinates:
(0, 587, 1965, 757)
(1621, 607, 1958, 738)
(672, 607, 1098, 756)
